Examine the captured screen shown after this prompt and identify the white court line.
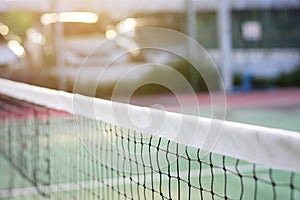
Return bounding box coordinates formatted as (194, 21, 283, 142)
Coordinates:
(0, 164, 266, 198)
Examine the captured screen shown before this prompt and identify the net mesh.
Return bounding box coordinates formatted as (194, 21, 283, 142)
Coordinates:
(0, 93, 300, 199)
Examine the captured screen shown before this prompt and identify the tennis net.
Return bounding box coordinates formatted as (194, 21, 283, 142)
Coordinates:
(0, 78, 300, 199)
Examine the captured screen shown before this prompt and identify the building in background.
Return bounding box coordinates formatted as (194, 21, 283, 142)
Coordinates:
(0, 0, 299, 92)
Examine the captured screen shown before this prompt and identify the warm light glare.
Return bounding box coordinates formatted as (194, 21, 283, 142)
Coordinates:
(59, 12, 98, 23)
(7, 40, 25, 58)
(117, 18, 137, 32)
(106, 29, 117, 40)
(40, 13, 58, 25)
(26, 29, 46, 45)
(124, 18, 136, 29)
(41, 12, 98, 25)
(0, 23, 9, 36)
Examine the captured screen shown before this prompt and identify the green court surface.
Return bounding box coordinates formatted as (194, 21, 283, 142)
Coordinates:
(1, 117, 300, 200)
(226, 106, 300, 132)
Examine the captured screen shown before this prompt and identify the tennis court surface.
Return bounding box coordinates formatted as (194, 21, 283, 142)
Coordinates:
(0, 78, 300, 199)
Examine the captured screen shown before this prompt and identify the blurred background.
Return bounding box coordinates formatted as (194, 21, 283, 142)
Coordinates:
(0, 0, 299, 130)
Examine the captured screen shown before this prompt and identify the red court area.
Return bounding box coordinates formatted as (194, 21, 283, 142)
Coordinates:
(130, 88, 300, 111)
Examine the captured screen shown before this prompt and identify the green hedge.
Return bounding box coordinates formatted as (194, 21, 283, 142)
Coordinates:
(0, 59, 221, 99)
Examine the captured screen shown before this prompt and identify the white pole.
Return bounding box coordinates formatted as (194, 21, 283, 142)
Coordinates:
(218, 0, 233, 93)
(186, 0, 199, 92)
(186, 0, 197, 40)
(54, 1, 66, 90)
